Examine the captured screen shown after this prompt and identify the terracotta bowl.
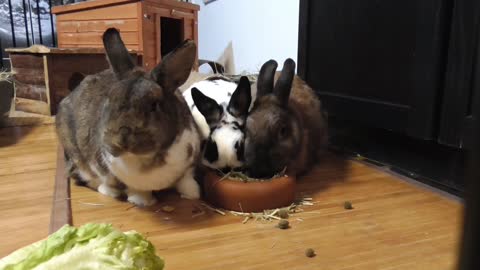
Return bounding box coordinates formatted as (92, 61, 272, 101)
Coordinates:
(202, 169, 296, 212)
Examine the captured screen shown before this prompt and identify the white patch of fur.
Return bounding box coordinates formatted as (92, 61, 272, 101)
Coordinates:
(126, 188, 157, 206)
(104, 127, 200, 192)
(76, 167, 101, 189)
(98, 183, 121, 198)
(183, 80, 237, 139)
(77, 168, 95, 183)
(175, 167, 200, 199)
(224, 109, 244, 126)
(203, 124, 244, 169)
(183, 78, 247, 170)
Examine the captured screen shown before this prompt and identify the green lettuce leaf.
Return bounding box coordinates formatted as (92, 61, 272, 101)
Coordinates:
(0, 223, 164, 270)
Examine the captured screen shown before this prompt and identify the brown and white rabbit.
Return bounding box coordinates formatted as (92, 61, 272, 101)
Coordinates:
(56, 28, 201, 206)
(244, 59, 328, 178)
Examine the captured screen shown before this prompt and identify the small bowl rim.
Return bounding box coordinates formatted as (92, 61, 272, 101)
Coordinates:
(202, 168, 297, 212)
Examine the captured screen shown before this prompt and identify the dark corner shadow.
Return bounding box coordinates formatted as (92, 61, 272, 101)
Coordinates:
(70, 180, 218, 227)
(124, 187, 217, 227)
(139, 169, 218, 226)
(296, 149, 351, 197)
(0, 124, 38, 147)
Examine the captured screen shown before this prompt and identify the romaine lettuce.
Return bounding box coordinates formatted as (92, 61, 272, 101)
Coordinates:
(0, 223, 164, 270)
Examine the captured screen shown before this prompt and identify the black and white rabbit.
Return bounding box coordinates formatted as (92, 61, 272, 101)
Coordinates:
(56, 28, 201, 206)
(182, 76, 252, 172)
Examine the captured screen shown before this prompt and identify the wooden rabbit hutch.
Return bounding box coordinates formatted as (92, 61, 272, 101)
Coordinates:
(51, 0, 200, 70)
(6, 46, 136, 115)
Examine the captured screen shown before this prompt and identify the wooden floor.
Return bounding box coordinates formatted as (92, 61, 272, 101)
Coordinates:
(0, 125, 57, 256)
(0, 124, 463, 270)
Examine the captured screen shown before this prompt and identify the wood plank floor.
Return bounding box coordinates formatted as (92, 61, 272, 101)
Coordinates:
(0, 125, 57, 257)
(0, 124, 463, 270)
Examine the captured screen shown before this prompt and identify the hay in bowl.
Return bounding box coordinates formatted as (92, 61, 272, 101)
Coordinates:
(215, 168, 287, 183)
(202, 168, 296, 213)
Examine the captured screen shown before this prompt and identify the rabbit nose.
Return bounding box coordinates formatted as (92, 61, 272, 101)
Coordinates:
(118, 126, 132, 148)
(221, 167, 232, 174)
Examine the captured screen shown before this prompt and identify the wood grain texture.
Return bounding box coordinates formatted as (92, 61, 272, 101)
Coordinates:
(57, 19, 139, 33)
(141, 6, 157, 69)
(146, 5, 194, 19)
(54, 2, 138, 21)
(7, 46, 137, 55)
(49, 145, 72, 233)
(55, 44, 140, 51)
(143, 0, 199, 11)
(13, 67, 46, 85)
(52, 0, 198, 14)
(14, 83, 48, 102)
(14, 98, 50, 115)
(0, 125, 462, 269)
(42, 56, 53, 122)
(70, 155, 463, 269)
(0, 125, 57, 257)
(137, 2, 144, 54)
(52, 0, 199, 69)
(46, 53, 121, 114)
(193, 11, 198, 70)
(184, 19, 193, 40)
(9, 54, 44, 69)
(155, 14, 162, 64)
(58, 31, 139, 46)
(52, 0, 137, 14)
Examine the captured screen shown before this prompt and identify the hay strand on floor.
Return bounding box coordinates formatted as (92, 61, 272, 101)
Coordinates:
(200, 196, 314, 223)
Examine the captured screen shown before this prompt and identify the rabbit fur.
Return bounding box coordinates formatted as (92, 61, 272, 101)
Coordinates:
(182, 76, 252, 171)
(244, 59, 328, 178)
(56, 28, 201, 206)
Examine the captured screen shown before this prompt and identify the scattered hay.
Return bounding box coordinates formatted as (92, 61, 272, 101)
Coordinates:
(125, 205, 136, 211)
(192, 210, 206, 218)
(54, 197, 105, 207)
(224, 73, 258, 84)
(191, 206, 206, 218)
(201, 203, 226, 215)
(200, 196, 314, 224)
(77, 201, 104, 206)
(0, 70, 14, 83)
(160, 205, 175, 213)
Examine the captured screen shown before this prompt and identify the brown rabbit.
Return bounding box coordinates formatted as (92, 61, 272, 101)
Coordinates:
(244, 59, 328, 178)
(56, 28, 201, 206)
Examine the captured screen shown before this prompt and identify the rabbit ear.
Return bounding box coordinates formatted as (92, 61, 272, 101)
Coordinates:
(273, 58, 295, 106)
(103, 28, 135, 77)
(257, 60, 278, 97)
(227, 76, 251, 119)
(191, 87, 223, 126)
(151, 40, 196, 92)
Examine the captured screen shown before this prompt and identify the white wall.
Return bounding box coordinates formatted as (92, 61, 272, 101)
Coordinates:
(197, 0, 299, 74)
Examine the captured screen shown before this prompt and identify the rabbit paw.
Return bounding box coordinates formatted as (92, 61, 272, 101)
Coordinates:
(127, 190, 157, 207)
(98, 183, 121, 198)
(176, 172, 200, 200)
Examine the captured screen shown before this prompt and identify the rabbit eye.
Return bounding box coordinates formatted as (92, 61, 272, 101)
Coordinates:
(150, 101, 160, 112)
(279, 126, 289, 138)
